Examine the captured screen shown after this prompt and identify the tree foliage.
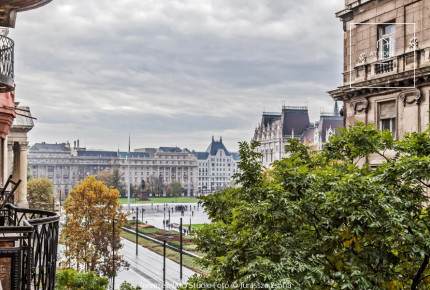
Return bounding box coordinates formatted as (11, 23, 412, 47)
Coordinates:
(119, 281, 142, 290)
(55, 269, 109, 290)
(96, 169, 125, 197)
(27, 178, 54, 211)
(168, 181, 182, 197)
(181, 122, 430, 289)
(60, 176, 128, 277)
(146, 176, 164, 197)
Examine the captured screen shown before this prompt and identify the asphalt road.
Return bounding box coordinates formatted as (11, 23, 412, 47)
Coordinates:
(116, 238, 196, 289)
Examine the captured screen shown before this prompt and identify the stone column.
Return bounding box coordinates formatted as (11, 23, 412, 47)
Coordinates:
(6, 141, 13, 183)
(16, 142, 28, 208)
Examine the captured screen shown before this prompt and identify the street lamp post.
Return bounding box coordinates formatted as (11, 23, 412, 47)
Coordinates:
(163, 240, 166, 290)
(59, 190, 62, 215)
(112, 217, 116, 290)
(135, 210, 138, 256)
(180, 217, 183, 280)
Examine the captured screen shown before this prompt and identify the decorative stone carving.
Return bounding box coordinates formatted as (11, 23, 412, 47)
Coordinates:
(409, 37, 418, 50)
(359, 53, 367, 63)
(350, 98, 369, 114)
(399, 89, 421, 106)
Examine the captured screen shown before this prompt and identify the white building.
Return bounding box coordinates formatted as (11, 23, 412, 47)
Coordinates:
(193, 137, 240, 195)
(253, 104, 343, 167)
(28, 142, 198, 197)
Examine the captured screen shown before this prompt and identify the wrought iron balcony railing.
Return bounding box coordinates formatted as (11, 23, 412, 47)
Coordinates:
(0, 204, 59, 289)
(0, 35, 14, 92)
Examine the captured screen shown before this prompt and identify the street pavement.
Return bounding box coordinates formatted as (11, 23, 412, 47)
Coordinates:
(116, 238, 196, 289)
(123, 202, 211, 231)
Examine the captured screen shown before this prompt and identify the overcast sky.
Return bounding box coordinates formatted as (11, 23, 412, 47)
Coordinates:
(10, 0, 344, 152)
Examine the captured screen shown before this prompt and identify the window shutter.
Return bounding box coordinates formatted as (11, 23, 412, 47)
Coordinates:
(379, 101, 396, 119)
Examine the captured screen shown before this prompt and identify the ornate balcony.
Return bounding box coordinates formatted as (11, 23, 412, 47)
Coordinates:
(0, 204, 59, 289)
(0, 35, 14, 93)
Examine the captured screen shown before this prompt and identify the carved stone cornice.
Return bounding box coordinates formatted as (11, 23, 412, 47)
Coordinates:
(350, 98, 368, 114)
(399, 89, 421, 106)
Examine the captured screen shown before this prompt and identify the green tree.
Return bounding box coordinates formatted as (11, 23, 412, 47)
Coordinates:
(27, 165, 33, 181)
(168, 181, 182, 197)
(181, 122, 430, 289)
(147, 176, 163, 197)
(27, 178, 54, 211)
(60, 176, 128, 277)
(119, 281, 142, 290)
(96, 169, 125, 197)
(55, 269, 109, 290)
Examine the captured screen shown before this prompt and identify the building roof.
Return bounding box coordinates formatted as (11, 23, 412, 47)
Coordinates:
(206, 137, 231, 156)
(118, 151, 149, 158)
(231, 152, 241, 161)
(30, 142, 69, 151)
(12, 106, 34, 128)
(261, 113, 281, 127)
(158, 147, 183, 153)
(78, 151, 119, 157)
(281, 106, 310, 137)
(318, 115, 344, 142)
(193, 152, 209, 160)
(77, 151, 150, 158)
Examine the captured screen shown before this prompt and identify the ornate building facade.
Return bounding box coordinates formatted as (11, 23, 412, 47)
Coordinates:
(329, 0, 430, 166)
(252, 105, 343, 167)
(192, 137, 240, 195)
(28, 142, 199, 197)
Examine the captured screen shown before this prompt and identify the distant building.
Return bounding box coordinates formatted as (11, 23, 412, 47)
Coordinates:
(253, 104, 343, 167)
(28, 141, 198, 197)
(192, 137, 240, 195)
(301, 103, 343, 150)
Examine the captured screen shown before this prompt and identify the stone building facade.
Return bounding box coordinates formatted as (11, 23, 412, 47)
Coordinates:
(253, 105, 343, 167)
(28, 142, 198, 197)
(329, 0, 430, 165)
(192, 137, 240, 195)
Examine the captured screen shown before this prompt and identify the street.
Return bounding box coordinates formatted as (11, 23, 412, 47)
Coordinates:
(116, 238, 196, 289)
(124, 202, 210, 230)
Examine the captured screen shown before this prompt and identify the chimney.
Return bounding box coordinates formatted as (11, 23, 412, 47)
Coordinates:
(77, 139, 80, 148)
(74, 141, 76, 149)
(220, 136, 222, 142)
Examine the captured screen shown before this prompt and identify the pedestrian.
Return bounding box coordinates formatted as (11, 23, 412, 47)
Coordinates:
(192, 210, 194, 216)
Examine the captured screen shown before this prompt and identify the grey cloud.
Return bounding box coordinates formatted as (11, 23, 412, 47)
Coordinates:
(12, 0, 344, 151)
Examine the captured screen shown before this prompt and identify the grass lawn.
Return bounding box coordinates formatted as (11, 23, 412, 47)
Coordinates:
(121, 231, 209, 275)
(184, 224, 206, 230)
(118, 197, 199, 204)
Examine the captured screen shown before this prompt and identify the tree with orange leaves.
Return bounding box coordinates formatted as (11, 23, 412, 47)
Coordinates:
(60, 175, 128, 278)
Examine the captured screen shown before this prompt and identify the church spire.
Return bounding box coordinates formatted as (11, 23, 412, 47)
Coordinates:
(334, 101, 339, 116)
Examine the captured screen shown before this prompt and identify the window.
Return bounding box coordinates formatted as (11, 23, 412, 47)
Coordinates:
(378, 23, 396, 60)
(379, 100, 396, 138)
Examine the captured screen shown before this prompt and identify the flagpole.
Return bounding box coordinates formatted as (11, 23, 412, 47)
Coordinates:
(127, 134, 131, 213)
